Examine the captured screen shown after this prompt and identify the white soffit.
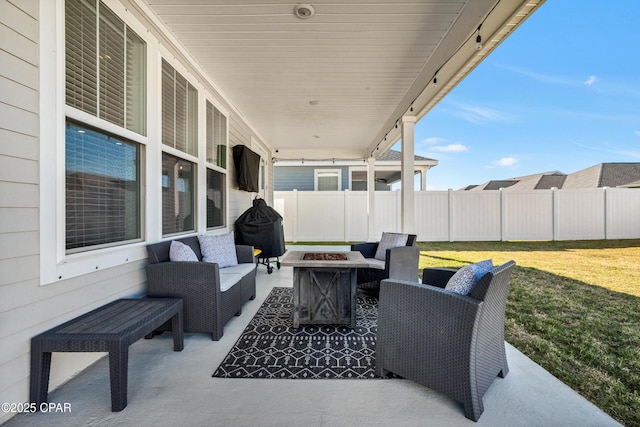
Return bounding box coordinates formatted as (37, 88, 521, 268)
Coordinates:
(142, 0, 544, 160)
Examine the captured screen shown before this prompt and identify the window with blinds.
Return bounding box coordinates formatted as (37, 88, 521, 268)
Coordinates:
(65, 120, 141, 251)
(162, 60, 198, 156)
(162, 153, 196, 235)
(64, 0, 145, 252)
(206, 101, 227, 168)
(206, 169, 225, 228)
(65, 0, 146, 135)
(315, 170, 341, 191)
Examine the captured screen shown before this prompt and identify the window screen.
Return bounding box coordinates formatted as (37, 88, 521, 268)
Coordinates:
(316, 171, 340, 191)
(162, 153, 195, 235)
(65, 120, 141, 251)
(206, 168, 225, 228)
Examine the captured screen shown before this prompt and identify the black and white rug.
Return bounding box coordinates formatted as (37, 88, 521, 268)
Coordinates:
(213, 287, 386, 379)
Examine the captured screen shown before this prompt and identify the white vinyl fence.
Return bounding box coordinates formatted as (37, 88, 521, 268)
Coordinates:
(273, 188, 640, 242)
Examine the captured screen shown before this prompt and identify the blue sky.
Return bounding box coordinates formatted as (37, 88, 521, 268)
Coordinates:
(403, 1, 640, 190)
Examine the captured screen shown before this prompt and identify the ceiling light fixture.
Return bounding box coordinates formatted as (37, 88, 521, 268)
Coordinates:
(294, 4, 315, 19)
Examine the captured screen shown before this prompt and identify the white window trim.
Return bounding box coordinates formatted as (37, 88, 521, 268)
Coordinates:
(39, 0, 236, 285)
(201, 97, 229, 231)
(39, 0, 150, 285)
(314, 169, 342, 191)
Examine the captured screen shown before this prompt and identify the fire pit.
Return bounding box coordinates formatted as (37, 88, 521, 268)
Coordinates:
(302, 252, 348, 261)
(281, 251, 369, 328)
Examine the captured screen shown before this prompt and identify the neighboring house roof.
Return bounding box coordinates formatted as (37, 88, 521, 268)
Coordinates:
(563, 163, 640, 188)
(464, 172, 565, 191)
(535, 173, 567, 189)
(377, 149, 435, 163)
(460, 163, 640, 191)
(619, 179, 640, 188)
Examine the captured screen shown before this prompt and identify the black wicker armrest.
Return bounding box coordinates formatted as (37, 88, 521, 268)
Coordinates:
(422, 267, 458, 288)
(351, 242, 378, 258)
(146, 261, 221, 296)
(378, 278, 482, 352)
(235, 244, 255, 264)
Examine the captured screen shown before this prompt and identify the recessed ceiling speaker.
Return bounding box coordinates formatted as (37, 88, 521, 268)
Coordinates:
(294, 3, 315, 19)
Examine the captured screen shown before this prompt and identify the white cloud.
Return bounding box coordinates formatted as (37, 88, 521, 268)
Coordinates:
(429, 144, 468, 152)
(493, 157, 519, 167)
(584, 75, 597, 86)
(421, 137, 445, 145)
(442, 101, 515, 125)
(493, 63, 575, 86)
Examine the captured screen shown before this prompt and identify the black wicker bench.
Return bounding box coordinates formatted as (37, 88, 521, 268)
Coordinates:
(30, 298, 184, 412)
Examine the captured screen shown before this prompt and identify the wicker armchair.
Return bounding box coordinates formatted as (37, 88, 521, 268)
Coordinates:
(376, 260, 516, 421)
(351, 233, 419, 294)
(146, 236, 256, 341)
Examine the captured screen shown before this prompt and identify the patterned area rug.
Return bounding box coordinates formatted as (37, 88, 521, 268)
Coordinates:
(213, 287, 385, 379)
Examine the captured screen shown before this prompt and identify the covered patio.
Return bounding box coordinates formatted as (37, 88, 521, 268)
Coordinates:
(4, 248, 620, 426)
(1, 1, 625, 425)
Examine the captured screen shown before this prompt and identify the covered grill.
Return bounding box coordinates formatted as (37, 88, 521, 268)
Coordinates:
(235, 198, 285, 273)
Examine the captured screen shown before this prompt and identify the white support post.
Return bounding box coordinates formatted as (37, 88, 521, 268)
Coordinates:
(401, 116, 416, 234)
(367, 157, 376, 241)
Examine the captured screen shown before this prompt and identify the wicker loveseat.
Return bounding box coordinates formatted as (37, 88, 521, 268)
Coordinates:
(146, 235, 256, 341)
(376, 260, 516, 421)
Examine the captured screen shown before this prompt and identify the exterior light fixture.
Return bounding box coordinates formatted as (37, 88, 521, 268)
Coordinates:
(294, 4, 315, 19)
(433, 77, 437, 87)
(475, 25, 483, 50)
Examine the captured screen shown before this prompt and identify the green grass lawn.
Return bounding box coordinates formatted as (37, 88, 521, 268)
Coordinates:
(418, 240, 640, 427)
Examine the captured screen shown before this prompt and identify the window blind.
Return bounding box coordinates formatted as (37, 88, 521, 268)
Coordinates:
(161, 59, 198, 156)
(65, 0, 145, 135)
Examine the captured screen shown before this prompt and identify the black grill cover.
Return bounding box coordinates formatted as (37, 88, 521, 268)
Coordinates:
(235, 198, 285, 258)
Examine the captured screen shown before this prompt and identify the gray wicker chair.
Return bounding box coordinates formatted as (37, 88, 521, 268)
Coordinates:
(351, 233, 419, 294)
(376, 260, 516, 421)
(146, 236, 256, 341)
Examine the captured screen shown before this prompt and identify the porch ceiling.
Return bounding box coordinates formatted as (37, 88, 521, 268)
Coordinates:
(140, 0, 544, 160)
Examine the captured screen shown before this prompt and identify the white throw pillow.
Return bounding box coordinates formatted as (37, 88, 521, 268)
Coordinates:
(444, 265, 476, 295)
(374, 232, 409, 260)
(169, 240, 199, 262)
(198, 232, 238, 268)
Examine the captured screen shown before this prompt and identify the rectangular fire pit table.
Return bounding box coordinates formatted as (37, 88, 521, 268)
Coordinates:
(281, 251, 369, 328)
(30, 298, 183, 412)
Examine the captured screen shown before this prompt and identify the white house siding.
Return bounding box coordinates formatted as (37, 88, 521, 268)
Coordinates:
(0, 1, 269, 423)
(0, 3, 148, 422)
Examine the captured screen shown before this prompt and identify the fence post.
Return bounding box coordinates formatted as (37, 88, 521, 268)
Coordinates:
(396, 189, 402, 232)
(500, 188, 506, 241)
(448, 188, 454, 242)
(551, 187, 557, 241)
(292, 189, 298, 243)
(603, 187, 608, 240)
(344, 190, 350, 242)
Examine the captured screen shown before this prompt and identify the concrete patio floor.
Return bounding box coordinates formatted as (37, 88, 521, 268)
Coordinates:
(4, 246, 621, 427)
